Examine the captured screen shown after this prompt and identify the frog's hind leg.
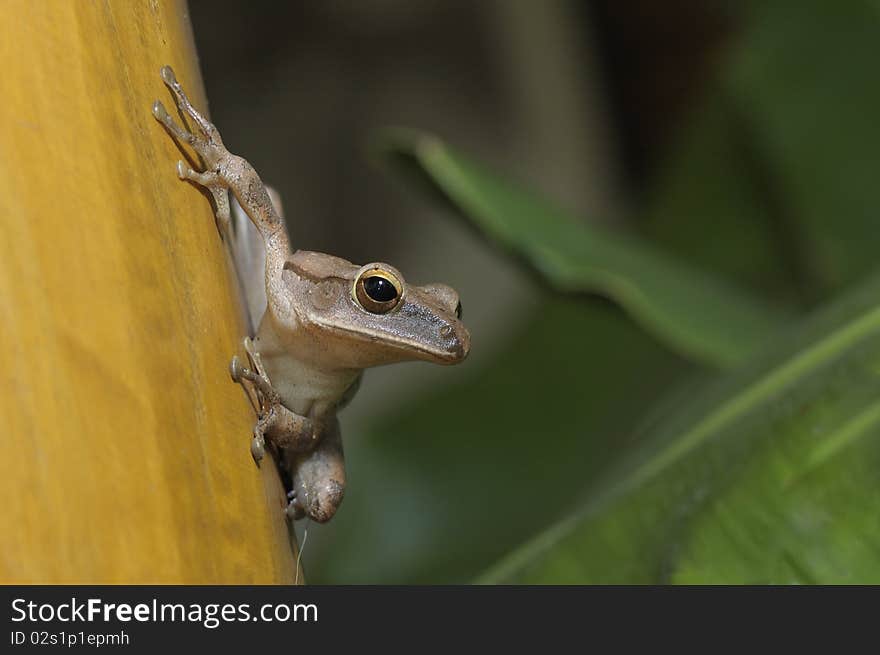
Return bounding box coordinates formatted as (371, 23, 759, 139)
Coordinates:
(285, 417, 345, 523)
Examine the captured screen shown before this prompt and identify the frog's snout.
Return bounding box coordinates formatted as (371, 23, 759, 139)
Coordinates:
(452, 329, 471, 362)
(438, 321, 470, 363)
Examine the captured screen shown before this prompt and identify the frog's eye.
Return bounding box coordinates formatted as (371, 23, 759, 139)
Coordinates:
(354, 267, 403, 314)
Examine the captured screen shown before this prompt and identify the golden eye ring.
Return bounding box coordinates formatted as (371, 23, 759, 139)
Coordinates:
(353, 266, 404, 314)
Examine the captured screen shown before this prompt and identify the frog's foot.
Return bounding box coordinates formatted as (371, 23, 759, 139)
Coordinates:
(236, 377, 280, 466)
(285, 490, 305, 521)
(153, 66, 226, 166)
(151, 65, 235, 236)
(230, 338, 317, 463)
(242, 398, 295, 467)
(231, 351, 280, 466)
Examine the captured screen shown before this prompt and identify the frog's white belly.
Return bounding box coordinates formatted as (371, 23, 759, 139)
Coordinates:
(261, 352, 359, 417)
(253, 315, 359, 418)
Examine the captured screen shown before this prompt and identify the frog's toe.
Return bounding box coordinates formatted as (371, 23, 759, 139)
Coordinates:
(177, 161, 222, 189)
(160, 65, 178, 86)
(229, 355, 243, 382)
(285, 494, 305, 521)
(151, 100, 170, 123)
(250, 433, 265, 464)
(152, 98, 203, 148)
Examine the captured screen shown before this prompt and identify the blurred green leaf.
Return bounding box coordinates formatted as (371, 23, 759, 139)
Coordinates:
(305, 299, 691, 584)
(641, 90, 810, 306)
(729, 0, 880, 294)
(376, 129, 790, 369)
(482, 273, 880, 583)
(650, 0, 880, 301)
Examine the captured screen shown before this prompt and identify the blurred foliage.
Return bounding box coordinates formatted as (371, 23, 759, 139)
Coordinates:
(647, 0, 880, 299)
(305, 0, 880, 583)
(377, 129, 789, 368)
(483, 276, 880, 583)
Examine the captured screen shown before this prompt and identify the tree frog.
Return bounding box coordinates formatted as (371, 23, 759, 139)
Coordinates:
(152, 66, 469, 523)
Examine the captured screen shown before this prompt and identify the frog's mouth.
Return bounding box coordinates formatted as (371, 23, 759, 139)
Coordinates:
(408, 334, 470, 364)
(312, 316, 470, 365)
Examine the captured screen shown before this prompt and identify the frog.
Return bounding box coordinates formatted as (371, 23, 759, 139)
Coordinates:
(152, 66, 469, 523)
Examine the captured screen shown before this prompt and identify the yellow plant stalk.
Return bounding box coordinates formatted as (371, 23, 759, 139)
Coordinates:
(0, 0, 299, 583)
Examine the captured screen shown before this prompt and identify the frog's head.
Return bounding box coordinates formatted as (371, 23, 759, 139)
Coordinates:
(283, 250, 470, 369)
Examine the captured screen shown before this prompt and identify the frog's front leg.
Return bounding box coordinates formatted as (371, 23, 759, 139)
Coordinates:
(284, 415, 346, 523)
(230, 338, 320, 464)
(152, 65, 286, 246)
(151, 76, 233, 238)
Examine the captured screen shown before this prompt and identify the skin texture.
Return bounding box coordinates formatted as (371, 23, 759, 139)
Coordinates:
(153, 66, 469, 522)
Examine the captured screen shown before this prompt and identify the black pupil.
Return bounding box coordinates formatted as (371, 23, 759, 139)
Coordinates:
(364, 276, 398, 303)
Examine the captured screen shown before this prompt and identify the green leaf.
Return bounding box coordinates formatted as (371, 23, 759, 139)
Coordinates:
(641, 90, 808, 305)
(729, 0, 880, 294)
(376, 129, 790, 369)
(639, 1, 880, 306)
(481, 273, 880, 583)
